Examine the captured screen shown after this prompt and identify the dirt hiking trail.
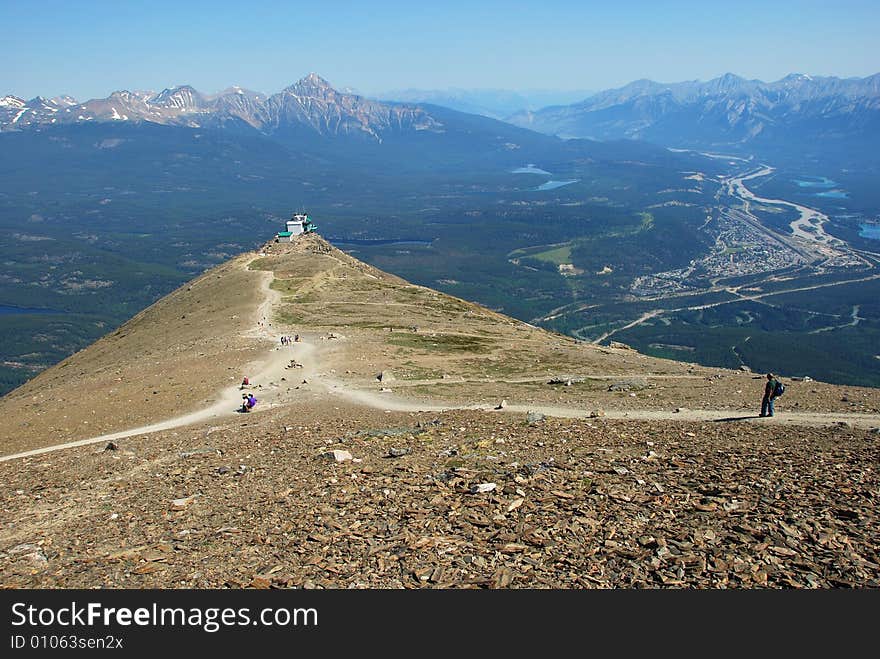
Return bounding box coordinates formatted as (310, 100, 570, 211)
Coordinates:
(3, 255, 879, 463)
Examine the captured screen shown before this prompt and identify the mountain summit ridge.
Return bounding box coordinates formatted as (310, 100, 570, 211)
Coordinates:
(3, 232, 878, 458)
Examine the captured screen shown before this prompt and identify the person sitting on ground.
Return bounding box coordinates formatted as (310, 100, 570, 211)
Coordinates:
(760, 372, 780, 417)
(240, 393, 257, 413)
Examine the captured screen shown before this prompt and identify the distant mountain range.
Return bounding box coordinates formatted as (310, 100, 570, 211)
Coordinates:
(507, 73, 880, 162)
(2, 73, 691, 178)
(0, 73, 442, 142)
(7, 71, 879, 162)
(0, 82, 598, 133)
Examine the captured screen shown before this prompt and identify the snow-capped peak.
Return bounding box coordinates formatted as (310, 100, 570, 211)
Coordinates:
(782, 73, 813, 84)
(285, 73, 335, 96)
(51, 95, 78, 106)
(150, 85, 204, 110)
(0, 95, 26, 108)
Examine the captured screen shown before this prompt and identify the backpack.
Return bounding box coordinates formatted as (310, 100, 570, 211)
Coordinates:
(773, 381, 785, 397)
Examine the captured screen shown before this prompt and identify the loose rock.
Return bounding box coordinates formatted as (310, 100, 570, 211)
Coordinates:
(320, 449, 353, 463)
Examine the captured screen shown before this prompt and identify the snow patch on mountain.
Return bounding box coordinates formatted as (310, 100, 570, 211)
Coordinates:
(1, 96, 26, 108)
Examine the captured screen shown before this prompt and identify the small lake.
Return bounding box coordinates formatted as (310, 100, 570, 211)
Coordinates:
(512, 164, 552, 175)
(330, 238, 432, 247)
(535, 179, 578, 191)
(0, 304, 61, 315)
(793, 177, 836, 188)
(859, 224, 880, 240)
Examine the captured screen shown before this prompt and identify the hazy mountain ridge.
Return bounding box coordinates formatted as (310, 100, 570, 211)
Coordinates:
(372, 88, 596, 119)
(507, 73, 880, 153)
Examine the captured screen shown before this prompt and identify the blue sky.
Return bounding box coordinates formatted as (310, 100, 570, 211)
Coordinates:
(3, 0, 878, 99)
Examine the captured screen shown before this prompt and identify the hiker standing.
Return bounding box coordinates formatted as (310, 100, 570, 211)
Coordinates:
(760, 372, 780, 417)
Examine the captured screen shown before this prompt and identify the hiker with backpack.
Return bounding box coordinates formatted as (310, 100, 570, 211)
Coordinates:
(760, 373, 784, 417)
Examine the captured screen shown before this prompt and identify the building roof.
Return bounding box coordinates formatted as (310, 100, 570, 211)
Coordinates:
(277, 231, 293, 237)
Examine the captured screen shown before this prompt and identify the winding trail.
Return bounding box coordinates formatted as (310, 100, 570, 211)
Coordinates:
(317, 376, 880, 430)
(3, 257, 879, 464)
(1, 263, 290, 463)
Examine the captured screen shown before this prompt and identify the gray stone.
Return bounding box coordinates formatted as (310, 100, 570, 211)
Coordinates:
(608, 378, 648, 392)
(320, 449, 353, 463)
(180, 447, 221, 459)
(8, 543, 48, 567)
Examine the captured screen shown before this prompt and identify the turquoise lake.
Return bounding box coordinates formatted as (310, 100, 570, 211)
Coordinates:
(793, 177, 836, 188)
(512, 164, 552, 175)
(535, 180, 578, 191)
(859, 224, 880, 240)
(792, 177, 847, 199)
